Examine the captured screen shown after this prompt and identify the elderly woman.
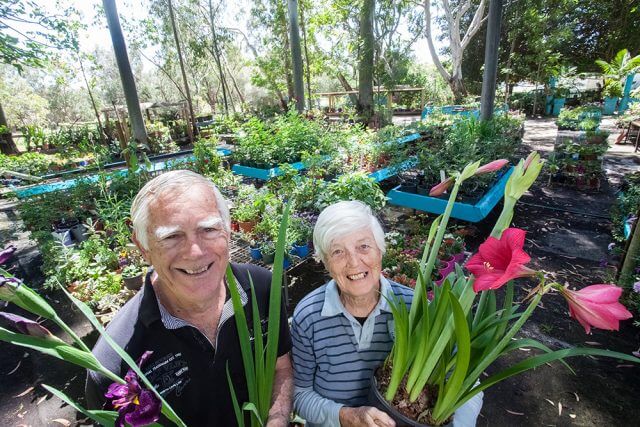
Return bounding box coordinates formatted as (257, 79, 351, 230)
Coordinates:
(291, 201, 483, 427)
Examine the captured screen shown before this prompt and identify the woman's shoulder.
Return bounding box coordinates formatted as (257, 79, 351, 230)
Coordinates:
(292, 283, 329, 320)
(386, 279, 415, 299)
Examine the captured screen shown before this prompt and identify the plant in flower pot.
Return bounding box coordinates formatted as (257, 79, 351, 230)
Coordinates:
(369, 154, 640, 426)
(232, 202, 261, 234)
(289, 215, 314, 257)
(121, 262, 145, 291)
(260, 240, 276, 264)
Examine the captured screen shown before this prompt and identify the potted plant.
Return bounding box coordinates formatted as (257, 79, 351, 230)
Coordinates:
(232, 202, 261, 233)
(369, 155, 639, 426)
(260, 240, 276, 264)
(602, 80, 623, 115)
(121, 262, 145, 291)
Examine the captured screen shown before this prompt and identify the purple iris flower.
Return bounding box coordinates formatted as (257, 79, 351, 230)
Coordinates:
(0, 245, 16, 265)
(0, 311, 62, 342)
(633, 281, 640, 294)
(105, 351, 161, 427)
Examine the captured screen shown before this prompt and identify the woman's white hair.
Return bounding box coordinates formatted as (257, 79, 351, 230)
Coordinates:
(130, 170, 230, 250)
(313, 200, 386, 264)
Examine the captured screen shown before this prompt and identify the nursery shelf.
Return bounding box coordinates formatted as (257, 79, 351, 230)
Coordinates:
(12, 148, 232, 199)
(386, 167, 513, 222)
(231, 155, 331, 180)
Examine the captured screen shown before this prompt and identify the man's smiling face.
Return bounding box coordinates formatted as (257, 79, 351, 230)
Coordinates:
(137, 183, 230, 304)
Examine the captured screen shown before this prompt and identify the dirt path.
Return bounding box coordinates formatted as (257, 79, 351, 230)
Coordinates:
(1, 117, 639, 426)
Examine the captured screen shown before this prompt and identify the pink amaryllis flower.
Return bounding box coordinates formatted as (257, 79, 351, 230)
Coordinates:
(105, 351, 161, 427)
(429, 177, 454, 196)
(466, 228, 536, 292)
(475, 159, 509, 175)
(559, 284, 633, 334)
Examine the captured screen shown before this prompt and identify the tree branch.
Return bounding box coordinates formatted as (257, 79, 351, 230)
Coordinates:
(423, 0, 451, 82)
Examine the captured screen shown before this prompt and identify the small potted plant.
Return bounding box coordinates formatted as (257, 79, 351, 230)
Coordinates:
(121, 262, 145, 291)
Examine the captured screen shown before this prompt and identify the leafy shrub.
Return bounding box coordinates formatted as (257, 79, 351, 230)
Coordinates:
(318, 171, 386, 211)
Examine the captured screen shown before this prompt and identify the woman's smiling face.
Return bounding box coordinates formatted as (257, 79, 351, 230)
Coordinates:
(325, 227, 383, 299)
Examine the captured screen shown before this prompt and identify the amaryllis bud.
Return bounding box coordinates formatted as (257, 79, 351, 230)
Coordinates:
(523, 152, 536, 170)
(475, 159, 508, 175)
(559, 284, 632, 334)
(429, 177, 454, 197)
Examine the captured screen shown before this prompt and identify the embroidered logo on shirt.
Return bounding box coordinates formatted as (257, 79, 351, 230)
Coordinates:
(144, 352, 191, 397)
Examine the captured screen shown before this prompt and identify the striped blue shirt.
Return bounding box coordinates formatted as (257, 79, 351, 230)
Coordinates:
(291, 277, 413, 427)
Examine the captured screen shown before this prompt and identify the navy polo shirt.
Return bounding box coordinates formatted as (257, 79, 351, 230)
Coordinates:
(85, 263, 292, 426)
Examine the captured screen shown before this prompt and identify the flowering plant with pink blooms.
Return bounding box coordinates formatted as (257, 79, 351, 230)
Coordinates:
(379, 153, 640, 426)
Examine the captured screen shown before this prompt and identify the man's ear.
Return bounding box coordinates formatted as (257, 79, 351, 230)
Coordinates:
(132, 232, 151, 263)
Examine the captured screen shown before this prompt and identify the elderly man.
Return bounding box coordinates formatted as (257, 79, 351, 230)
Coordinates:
(85, 170, 293, 426)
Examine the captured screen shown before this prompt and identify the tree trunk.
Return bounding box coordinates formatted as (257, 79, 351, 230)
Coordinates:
(223, 61, 246, 107)
(620, 208, 640, 284)
(0, 102, 19, 154)
(277, 0, 295, 103)
(357, 0, 375, 124)
(77, 54, 107, 146)
(168, 0, 197, 140)
(287, 0, 305, 113)
(337, 72, 359, 106)
(503, 36, 517, 105)
(208, 0, 229, 116)
(479, 0, 503, 121)
(299, 1, 313, 110)
(103, 0, 148, 149)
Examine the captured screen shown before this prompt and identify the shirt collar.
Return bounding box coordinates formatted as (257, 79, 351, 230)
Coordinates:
(320, 275, 394, 317)
(138, 267, 248, 329)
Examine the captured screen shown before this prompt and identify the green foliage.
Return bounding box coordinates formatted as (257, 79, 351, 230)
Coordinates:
(318, 171, 387, 211)
(556, 106, 602, 131)
(415, 114, 523, 190)
(0, 0, 81, 72)
(602, 80, 623, 99)
(192, 137, 223, 176)
(233, 110, 331, 167)
(146, 122, 179, 155)
(0, 152, 52, 175)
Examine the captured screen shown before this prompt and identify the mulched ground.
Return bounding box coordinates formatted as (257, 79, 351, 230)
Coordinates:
(1, 117, 639, 426)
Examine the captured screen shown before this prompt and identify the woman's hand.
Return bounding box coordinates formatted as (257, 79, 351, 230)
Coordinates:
(339, 406, 396, 427)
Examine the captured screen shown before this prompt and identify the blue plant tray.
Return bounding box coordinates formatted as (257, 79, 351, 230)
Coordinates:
(386, 167, 514, 222)
(232, 157, 322, 180)
(12, 150, 233, 199)
(368, 158, 417, 182)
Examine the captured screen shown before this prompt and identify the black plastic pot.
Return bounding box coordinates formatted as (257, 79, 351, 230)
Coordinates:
(368, 375, 452, 427)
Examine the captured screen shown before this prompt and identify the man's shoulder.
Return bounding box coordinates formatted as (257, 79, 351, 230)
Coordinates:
(91, 289, 148, 373)
(231, 262, 272, 289)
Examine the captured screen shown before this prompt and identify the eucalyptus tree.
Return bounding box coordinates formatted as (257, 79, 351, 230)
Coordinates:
(288, 0, 305, 112)
(357, 0, 374, 123)
(0, 0, 80, 153)
(167, 0, 196, 139)
(248, 0, 297, 108)
(102, 0, 148, 147)
(422, 0, 488, 102)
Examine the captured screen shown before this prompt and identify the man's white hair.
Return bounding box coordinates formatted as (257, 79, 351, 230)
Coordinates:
(313, 200, 386, 264)
(130, 170, 230, 249)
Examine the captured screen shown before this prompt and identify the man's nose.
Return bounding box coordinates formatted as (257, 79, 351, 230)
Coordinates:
(185, 237, 205, 257)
